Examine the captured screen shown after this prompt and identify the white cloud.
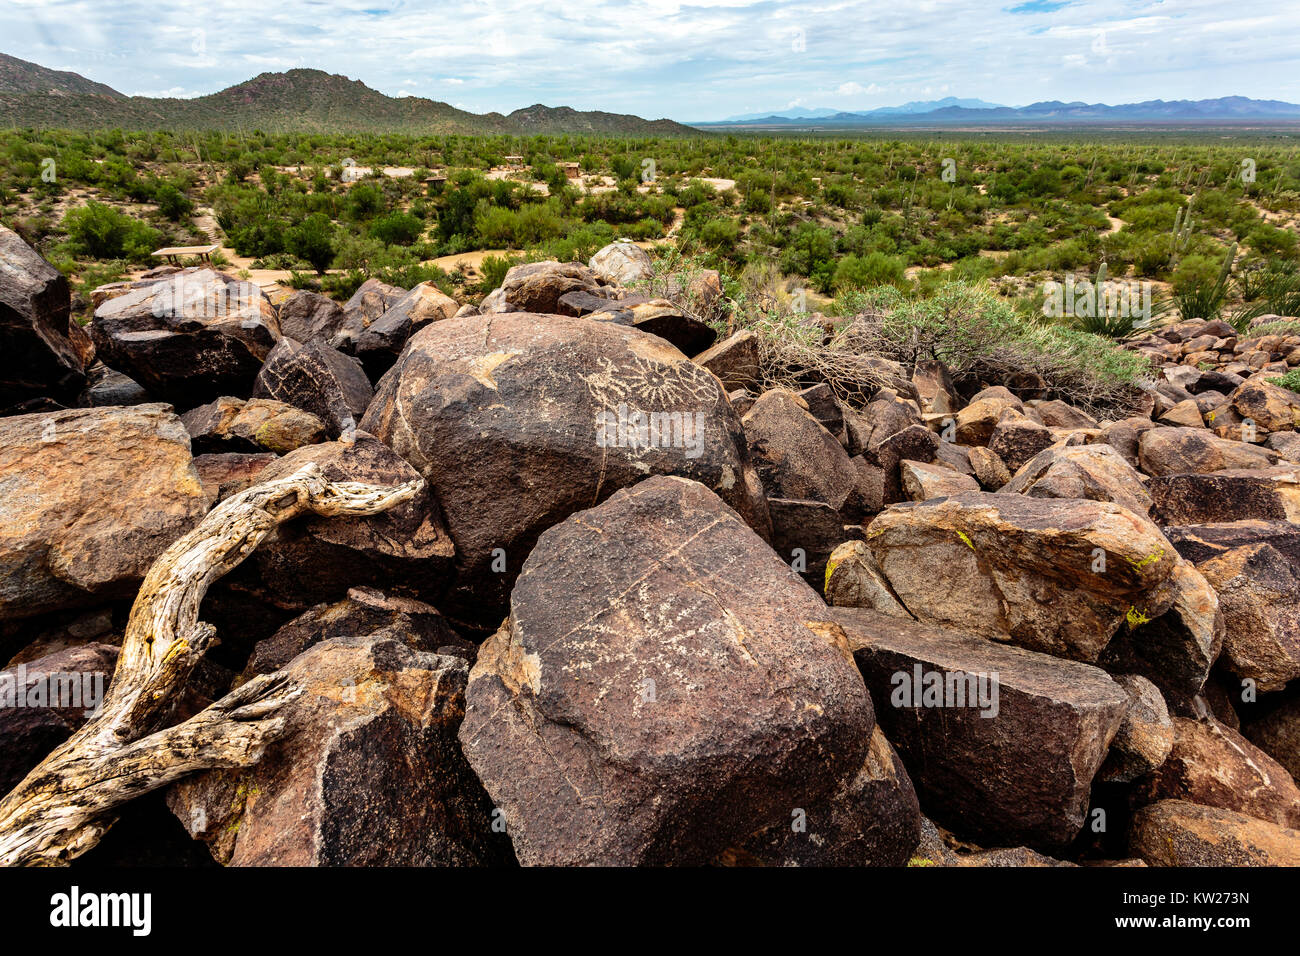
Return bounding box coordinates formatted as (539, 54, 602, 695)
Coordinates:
(0, 0, 1295, 117)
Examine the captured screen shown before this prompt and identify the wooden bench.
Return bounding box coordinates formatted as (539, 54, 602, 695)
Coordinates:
(151, 244, 220, 265)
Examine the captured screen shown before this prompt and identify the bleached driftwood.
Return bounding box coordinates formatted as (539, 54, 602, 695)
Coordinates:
(0, 463, 421, 866)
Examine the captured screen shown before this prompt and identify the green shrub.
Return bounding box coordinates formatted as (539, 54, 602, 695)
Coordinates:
(62, 201, 161, 262)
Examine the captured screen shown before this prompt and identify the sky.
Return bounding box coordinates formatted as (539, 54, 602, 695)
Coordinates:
(2, 0, 1297, 120)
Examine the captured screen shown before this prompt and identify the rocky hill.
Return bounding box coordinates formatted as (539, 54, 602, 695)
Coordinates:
(0, 54, 697, 135)
(2, 227, 1300, 867)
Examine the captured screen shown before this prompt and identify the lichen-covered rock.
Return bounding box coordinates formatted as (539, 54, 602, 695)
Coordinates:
(181, 396, 326, 454)
(861, 492, 1184, 662)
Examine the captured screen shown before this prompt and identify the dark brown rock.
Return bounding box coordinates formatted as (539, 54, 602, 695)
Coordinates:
(459, 476, 874, 865)
(252, 338, 373, 439)
(834, 606, 1127, 849)
(0, 225, 84, 405)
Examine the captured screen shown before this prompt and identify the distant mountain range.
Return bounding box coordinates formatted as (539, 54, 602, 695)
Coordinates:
(0, 53, 696, 136)
(700, 96, 1300, 127)
(718, 98, 1006, 122)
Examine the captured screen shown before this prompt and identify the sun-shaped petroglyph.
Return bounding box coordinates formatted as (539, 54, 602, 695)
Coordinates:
(581, 355, 714, 408)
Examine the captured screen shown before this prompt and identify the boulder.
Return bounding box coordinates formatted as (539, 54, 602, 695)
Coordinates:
(192, 452, 276, 502)
(987, 410, 1055, 472)
(167, 635, 509, 866)
(693, 330, 761, 391)
(242, 434, 455, 611)
(181, 396, 325, 454)
(954, 387, 1023, 446)
(861, 492, 1186, 662)
(240, 587, 460, 680)
(484, 261, 604, 315)
(968, 445, 1011, 490)
(361, 313, 769, 623)
(1002, 442, 1152, 516)
(1231, 379, 1300, 433)
(1033, 400, 1098, 430)
(1243, 698, 1300, 782)
(1128, 800, 1300, 867)
(911, 360, 957, 415)
(1189, 541, 1300, 690)
(0, 225, 84, 405)
(743, 389, 861, 513)
(0, 405, 210, 621)
(589, 241, 654, 285)
(1132, 717, 1300, 828)
(1138, 426, 1279, 477)
(767, 498, 858, 586)
(352, 281, 459, 379)
(823, 540, 911, 617)
(834, 606, 1127, 849)
(251, 338, 373, 439)
(900, 459, 979, 500)
(459, 476, 874, 865)
(338, 278, 405, 349)
(626, 299, 716, 356)
(275, 290, 348, 345)
(0, 643, 117, 793)
(1148, 466, 1300, 524)
(90, 269, 279, 409)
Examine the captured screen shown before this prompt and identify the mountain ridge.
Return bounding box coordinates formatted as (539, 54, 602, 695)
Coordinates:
(0, 54, 697, 136)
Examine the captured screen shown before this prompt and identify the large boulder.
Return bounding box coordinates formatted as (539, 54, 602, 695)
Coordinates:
(1098, 673, 1174, 784)
(1230, 379, 1300, 433)
(481, 261, 605, 315)
(275, 290, 348, 346)
(693, 330, 761, 391)
(1187, 541, 1300, 690)
(860, 492, 1193, 663)
(1137, 426, 1280, 476)
(338, 278, 405, 349)
(589, 241, 653, 285)
(1148, 466, 1300, 524)
(0, 225, 84, 406)
(459, 477, 874, 865)
(834, 606, 1128, 849)
(167, 635, 509, 866)
(90, 269, 279, 409)
(181, 396, 325, 454)
(360, 313, 768, 623)
(1243, 698, 1300, 782)
(1128, 800, 1300, 866)
(251, 338, 373, 439)
(239, 587, 461, 680)
(0, 405, 210, 620)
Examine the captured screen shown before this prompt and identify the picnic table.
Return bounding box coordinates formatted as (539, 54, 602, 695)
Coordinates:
(151, 244, 219, 265)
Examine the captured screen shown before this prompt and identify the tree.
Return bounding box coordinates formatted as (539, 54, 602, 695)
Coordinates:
(287, 212, 337, 275)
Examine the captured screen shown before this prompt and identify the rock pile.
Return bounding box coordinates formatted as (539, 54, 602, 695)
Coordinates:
(2, 232, 1299, 867)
